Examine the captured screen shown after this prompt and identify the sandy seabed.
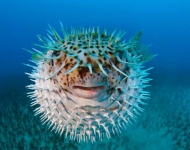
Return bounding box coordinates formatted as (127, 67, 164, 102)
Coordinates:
(0, 74, 189, 150)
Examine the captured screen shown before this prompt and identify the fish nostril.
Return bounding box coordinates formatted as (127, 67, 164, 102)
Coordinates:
(78, 67, 91, 78)
(78, 67, 89, 72)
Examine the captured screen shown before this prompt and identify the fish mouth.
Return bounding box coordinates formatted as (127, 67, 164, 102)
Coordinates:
(75, 105, 119, 112)
(72, 85, 105, 99)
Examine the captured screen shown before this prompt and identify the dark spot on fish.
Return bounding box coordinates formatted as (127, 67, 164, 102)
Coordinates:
(79, 61, 83, 65)
(87, 57, 92, 63)
(98, 58, 102, 64)
(52, 51, 60, 56)
(107, 46, 112, 50)
(117, 88, 122, 94)
(51, 59, 54, 66)
(73, 46, 78, 50)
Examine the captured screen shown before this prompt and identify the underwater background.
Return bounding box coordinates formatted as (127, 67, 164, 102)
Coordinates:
(0, 0, 189, 149)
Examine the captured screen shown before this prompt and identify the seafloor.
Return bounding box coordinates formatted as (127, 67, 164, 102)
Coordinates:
(0, 72, 189, 150)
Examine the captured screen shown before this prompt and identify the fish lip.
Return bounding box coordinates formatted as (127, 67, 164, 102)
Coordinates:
(74, 105, 119, 113)
(71, 85, 106, 99)
(72, 85, 105, 90)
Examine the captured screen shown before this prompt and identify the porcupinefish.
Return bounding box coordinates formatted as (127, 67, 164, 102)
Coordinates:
(25, 23, 153, 143)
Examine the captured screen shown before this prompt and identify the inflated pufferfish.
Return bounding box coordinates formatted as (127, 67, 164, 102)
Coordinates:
(25, 23, 153, 143)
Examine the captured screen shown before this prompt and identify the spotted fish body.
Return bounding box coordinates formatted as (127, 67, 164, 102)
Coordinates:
(26, 23, 153, 143)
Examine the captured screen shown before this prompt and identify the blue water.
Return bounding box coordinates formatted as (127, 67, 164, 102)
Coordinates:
(0, 0, 189, 149)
